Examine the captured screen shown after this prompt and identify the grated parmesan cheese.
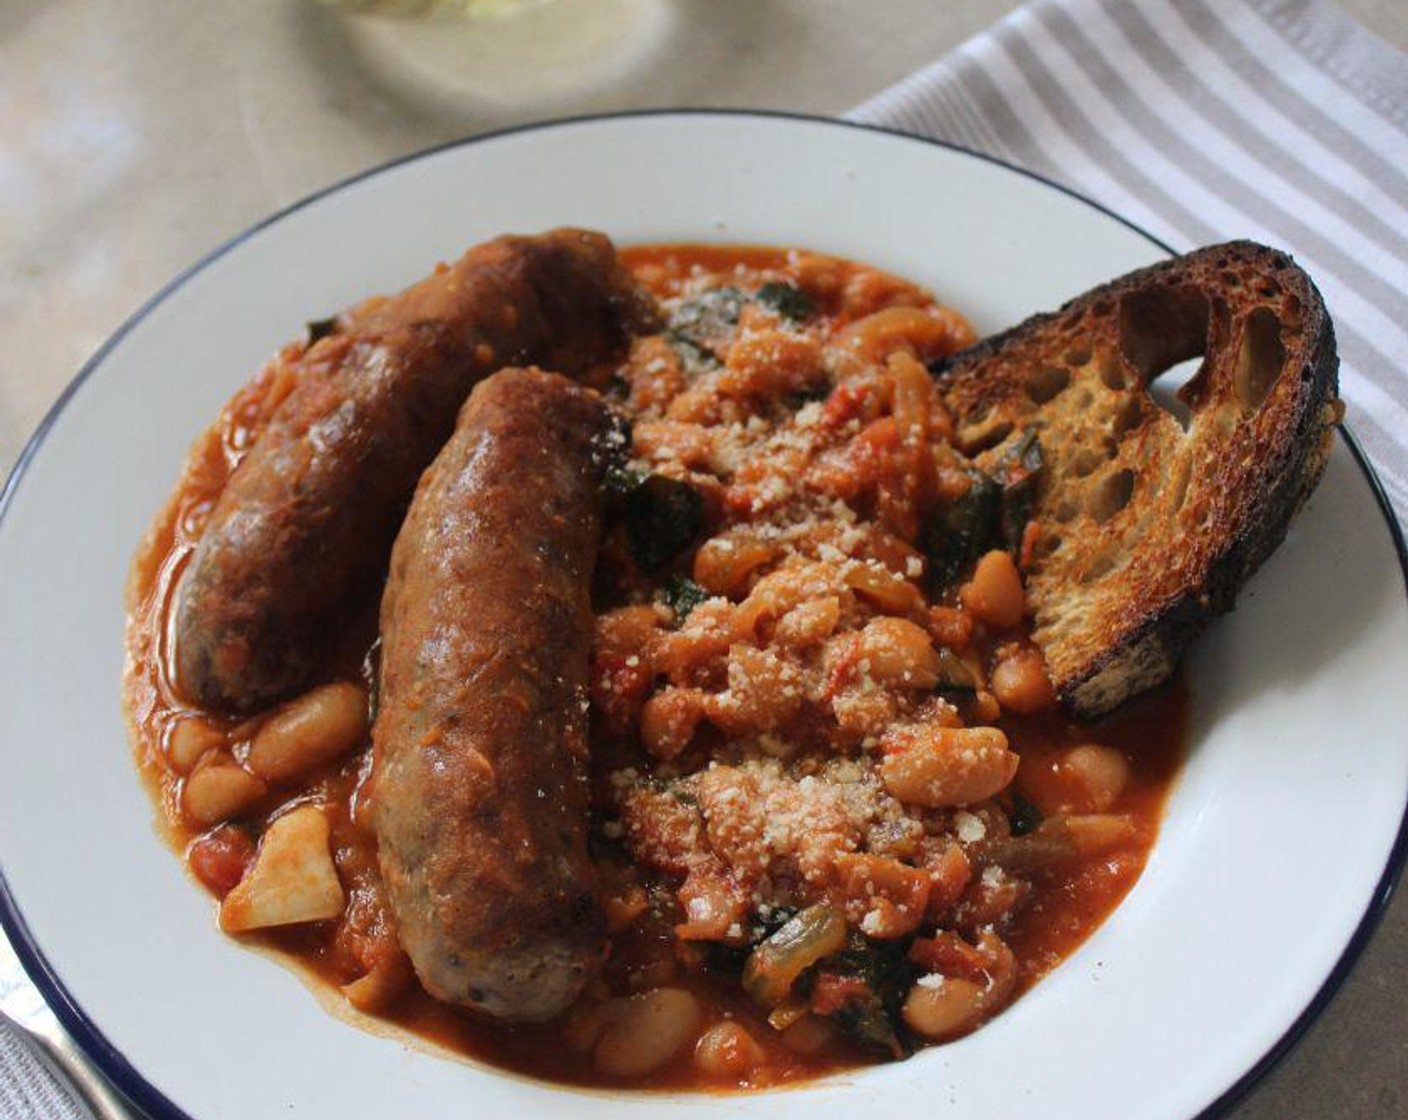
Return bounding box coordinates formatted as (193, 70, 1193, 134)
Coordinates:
(953, 810, 987, 844)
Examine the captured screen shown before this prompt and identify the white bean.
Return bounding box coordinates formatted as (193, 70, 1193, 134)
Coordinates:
(902, 976, 986, 1040)
(562, 1001, 624, 1055)
(959, 550, 1025, 629)
(989, 644, 1055, 715)
(247, 682, 368, 783)
(855, 616, 942, 689)
(779, 1013, 841, 1056)
(592, 988, 703, 1079)
(880, 724, 1018, 808)
(1060, 744, 1130, 811)
(182, 762, 266, 825)
(693, 1021, 766, 1079)
(167, 716, 225, 773)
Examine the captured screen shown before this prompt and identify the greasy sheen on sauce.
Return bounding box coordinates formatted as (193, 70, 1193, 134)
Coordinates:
(124, 242, 1186, 1090)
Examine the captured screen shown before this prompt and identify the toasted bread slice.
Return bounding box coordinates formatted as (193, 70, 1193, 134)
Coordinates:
(937, 242, 1341, 718)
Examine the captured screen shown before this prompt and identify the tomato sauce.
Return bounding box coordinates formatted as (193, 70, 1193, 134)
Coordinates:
(124, 243, 1187, 1091)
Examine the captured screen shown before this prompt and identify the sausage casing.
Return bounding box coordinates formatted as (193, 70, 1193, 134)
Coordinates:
(371, 368, 612, 1023)
(175, 229, 647, 712)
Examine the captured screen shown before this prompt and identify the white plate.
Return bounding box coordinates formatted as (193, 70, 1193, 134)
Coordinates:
(1, 111, 1405, 1120)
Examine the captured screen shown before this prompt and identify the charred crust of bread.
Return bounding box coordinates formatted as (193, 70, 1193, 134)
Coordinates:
(936, 241, 1340, 718)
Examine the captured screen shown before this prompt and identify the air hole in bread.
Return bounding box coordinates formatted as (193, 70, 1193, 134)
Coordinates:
(1082, 548, 1117, 582)
(1234, 307, 1286, 413)
(1027, 365, 1070, 404)
(1112, 396, 1146, 437)
(1098, 354, 1128, 392)
(1087, 468, 1135, 523)
(1118, 286, 1209, 385)
(1064, 341, 1093, 366)
(1068, 447, 1107, 479)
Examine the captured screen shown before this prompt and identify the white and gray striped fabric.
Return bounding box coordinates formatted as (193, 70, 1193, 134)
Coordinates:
(0, 1018, 82, 1120)
(851, 0, 1408, 526)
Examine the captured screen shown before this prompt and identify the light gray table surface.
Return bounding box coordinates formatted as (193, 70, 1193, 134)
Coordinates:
(3, 2, 1406, 1118)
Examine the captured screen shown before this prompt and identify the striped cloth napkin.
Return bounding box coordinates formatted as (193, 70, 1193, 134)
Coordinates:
(0, 1004, 89, 1116)
(851, 0, 1408, 527)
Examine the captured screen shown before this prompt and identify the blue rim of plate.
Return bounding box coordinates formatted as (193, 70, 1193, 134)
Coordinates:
(0, 108, 1404, 1120)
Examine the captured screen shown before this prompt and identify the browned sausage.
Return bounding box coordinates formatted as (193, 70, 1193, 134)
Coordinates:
(174, 229, 649, 713)
(371, 368, 611, 1023)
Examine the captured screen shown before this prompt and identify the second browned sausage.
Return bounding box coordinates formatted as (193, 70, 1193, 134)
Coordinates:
(371, 368, 612, 1024)
(175, 228, 650, 713)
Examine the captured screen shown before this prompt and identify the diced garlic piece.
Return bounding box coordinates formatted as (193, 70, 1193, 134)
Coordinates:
(219, 805, 344, 932)
(341, 954, 413, 1013)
